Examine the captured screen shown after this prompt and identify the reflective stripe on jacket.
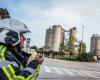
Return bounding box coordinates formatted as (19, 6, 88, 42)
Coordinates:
(0, 44, 40, 80)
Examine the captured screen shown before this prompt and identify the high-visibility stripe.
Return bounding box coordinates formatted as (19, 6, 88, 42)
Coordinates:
(2, 67, 12, 80)
(35, 65, 40, 74)
(8, 64, 15, 75)
(6, 66, 13, 77)
(1, 46, 6, 61)
(9, 65, 36, 80)
(14, 75, 25, 80)
(0, 45, 3, 49)
(8, 64, 25, 80)
(26, 74, 35, 80)
(20, 65, 23, 69)
(0, 45, 3, 55)
(36, 65, 40, 72)
(0, 45, 7, 61)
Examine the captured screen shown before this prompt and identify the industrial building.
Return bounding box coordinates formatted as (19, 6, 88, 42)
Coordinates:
(90, 34, 100, 58)
(44, 25, 64, 51)
(44, 27, 52, 50)
(69, 27, 77, 39)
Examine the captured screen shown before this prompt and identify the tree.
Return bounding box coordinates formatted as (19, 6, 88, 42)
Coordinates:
(77, 52, 94, 62)
(78, 41, 86, 55)
(59, 42, 66, 52)
(67, 36, 77, 58)
(37, 47, 43, 51)
(30, 45, 37, 50)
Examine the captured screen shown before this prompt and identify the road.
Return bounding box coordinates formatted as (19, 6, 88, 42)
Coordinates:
(37, 58, 100, 80)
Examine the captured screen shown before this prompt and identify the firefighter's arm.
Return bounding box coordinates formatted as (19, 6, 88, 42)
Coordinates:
(0, 54, 44, 80)
(0, 60, 39, 80)
(18, 54, 44, 79)
(20, 54, 44, 79)
(27, 53, 44, 77)
(10, 61, 40, 80)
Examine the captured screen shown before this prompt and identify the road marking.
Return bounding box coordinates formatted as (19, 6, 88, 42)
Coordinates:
(71, 69, 86, 77)
(79, 70, 98, 78)
(94, 71, 100, 75)
(52, 67, 64, 74)
(93, 71, 100, 77)
(44, 66, 51, 73)
(61, 68, 75, 76)
(43, 66, 99, 78)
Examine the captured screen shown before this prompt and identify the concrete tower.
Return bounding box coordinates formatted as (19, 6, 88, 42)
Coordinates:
(44, 27, 52, 50)
(90, 34, 100, 58)
(44, 25, 64, 51)
(69, 27, 77, 38)
(51, 25, 64, 51)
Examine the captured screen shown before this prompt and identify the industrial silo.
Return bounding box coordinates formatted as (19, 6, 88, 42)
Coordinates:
(51, 25, 63, 51)
(90, 34, 96, 54)
(44, 27, 52, 50)
(44, 25, 64, 51)
(69, 27, 77, 38)
(90, 34, 100, 58)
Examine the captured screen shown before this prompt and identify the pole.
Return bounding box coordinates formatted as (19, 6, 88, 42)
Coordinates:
(82, 25, 84, 42)
(81, 25, 84, 54)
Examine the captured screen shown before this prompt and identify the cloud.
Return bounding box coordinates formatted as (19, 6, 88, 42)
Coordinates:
(1, 0, 100, 51)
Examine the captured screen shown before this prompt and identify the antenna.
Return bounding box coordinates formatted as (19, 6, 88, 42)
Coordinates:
(80, 25, 84, 54)
(82, 25, 84, 42)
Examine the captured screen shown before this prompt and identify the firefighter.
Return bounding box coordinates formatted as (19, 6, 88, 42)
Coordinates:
(0, 18, 44, 80)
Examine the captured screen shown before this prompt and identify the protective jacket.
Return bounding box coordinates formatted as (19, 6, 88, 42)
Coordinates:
(0, 44, 40, 80)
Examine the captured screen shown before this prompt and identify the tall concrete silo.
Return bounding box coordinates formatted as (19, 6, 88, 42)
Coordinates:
(44, 25, 64, 51)
(44, 27, 52, 50)
(69, 27, 77, 38)
(90, 34, 100, 58)
(51, 25, 63, 51)
(90, 34, 96, 53)
(60, 28, 64, 45)
(68, 27, 78, 54)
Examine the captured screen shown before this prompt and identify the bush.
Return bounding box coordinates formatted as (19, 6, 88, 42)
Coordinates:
(76, 53, 94, 62)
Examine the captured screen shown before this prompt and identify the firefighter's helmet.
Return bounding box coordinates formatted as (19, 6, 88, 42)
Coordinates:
(0, 18, 30, 45)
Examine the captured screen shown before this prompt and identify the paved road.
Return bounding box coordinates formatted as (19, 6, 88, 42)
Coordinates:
(37, 58, 100, 80)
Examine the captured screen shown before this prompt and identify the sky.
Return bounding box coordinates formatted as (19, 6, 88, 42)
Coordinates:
(0, 0, 100, 51)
